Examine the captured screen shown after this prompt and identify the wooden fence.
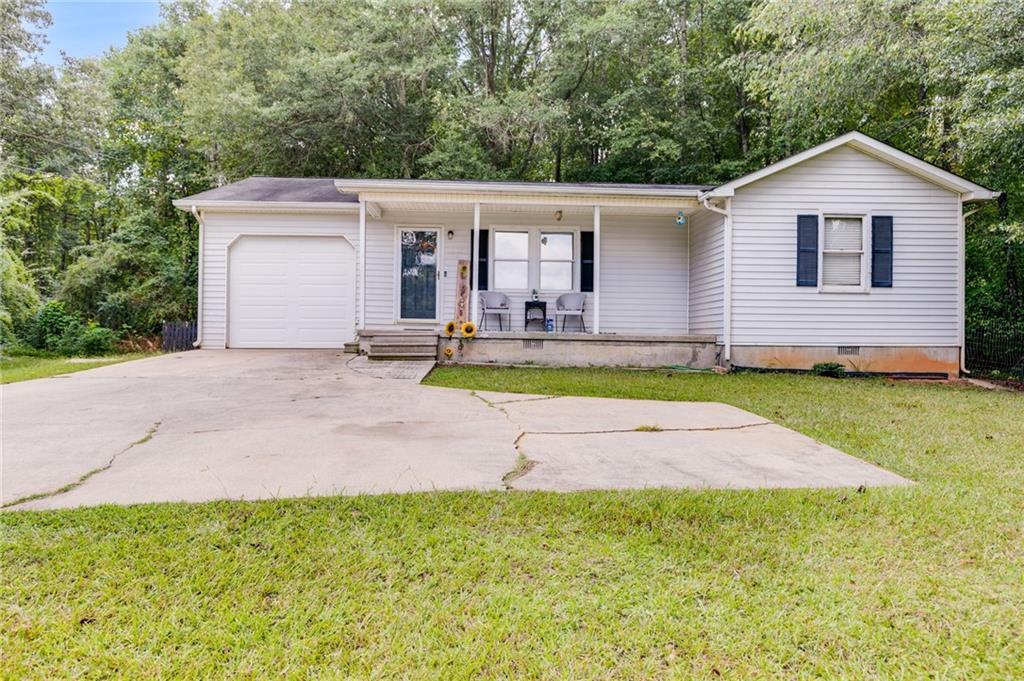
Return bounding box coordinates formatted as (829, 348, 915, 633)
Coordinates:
(161, 320, 198, 353)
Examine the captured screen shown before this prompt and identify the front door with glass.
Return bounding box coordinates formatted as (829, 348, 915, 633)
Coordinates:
(398, 228, 440, 321)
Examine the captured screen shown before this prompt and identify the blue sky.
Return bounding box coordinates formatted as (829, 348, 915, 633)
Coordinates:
(41, 1, 162, 65)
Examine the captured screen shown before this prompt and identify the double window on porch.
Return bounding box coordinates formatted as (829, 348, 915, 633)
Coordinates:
(492, 230, 577, 293)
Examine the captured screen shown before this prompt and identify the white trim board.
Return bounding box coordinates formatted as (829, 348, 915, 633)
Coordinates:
(172, 199, 359, 214)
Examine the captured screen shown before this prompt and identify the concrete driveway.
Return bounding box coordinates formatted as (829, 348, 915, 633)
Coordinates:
(2, 351, 909, 510)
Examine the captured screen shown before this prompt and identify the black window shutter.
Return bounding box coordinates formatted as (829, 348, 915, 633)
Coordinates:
(796, 214, 818, 286)
(580, 231, 594, 292)
(871, 216, 893, 287)
(470, 229, 489, 291)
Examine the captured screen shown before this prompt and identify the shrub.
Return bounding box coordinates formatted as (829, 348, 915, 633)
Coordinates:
(33, 300, 77, 350)
(29, 301, 117, 355)
(811, 362, 846, 378)
(75, 322, 117, 355)
(0, 247, 42, 345)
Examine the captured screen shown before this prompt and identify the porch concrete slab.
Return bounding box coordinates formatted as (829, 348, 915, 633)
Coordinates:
(513, 426, 910, 491)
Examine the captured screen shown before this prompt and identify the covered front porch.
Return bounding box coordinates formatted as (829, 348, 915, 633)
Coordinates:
(337, 179, 713, 342)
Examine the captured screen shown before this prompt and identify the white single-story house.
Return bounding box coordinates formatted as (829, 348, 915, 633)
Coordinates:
(173, 131, 998, 377)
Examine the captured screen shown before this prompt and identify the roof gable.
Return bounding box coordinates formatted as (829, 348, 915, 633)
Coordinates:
(701, 131, 998, 202)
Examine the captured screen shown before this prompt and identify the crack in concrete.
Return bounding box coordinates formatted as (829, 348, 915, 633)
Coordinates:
(471, 388, 775, 490)
(471, 391, 539, 490)
(3, 421, 162, 509)
(484, 394, 561, 406)
(521, 421, 773, 436)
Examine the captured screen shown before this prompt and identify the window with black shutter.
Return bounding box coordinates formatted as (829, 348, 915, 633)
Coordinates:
(796, 214, 819, 286)
(871, 216, 893, 287)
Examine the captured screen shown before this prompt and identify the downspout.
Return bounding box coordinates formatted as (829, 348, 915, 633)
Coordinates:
(191, 205, 204, 348)
(959, 202, 983, 374)
(701, 195, 732, 364)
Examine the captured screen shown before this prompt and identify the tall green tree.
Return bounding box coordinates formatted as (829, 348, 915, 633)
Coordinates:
(2, 0, 1022, 336)
(739, 0, 1024, 329)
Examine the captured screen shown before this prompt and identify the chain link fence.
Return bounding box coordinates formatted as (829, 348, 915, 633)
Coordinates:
(965, 327, 1024, 381)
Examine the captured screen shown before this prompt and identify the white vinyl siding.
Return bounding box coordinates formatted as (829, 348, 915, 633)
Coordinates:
(730, 145, 960, 346)
(687, 208, 725, 337)
(363, 217, 397, 327)
(599, 215, 689, 334)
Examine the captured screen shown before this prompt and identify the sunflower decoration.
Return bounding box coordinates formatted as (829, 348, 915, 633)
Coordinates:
(460, 321, 477, 338)
(458, 262, 470, 276)
(444, 320, 457, 337)
(443, 346, 455, 359)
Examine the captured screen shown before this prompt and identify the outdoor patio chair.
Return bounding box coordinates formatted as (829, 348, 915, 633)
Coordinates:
(554, 292, 587, 332)
(479, 291, 512, 330)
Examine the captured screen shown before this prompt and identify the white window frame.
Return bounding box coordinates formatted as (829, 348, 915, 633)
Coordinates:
(819, 212, 871, 293)
(491, 229, 531, 293)
(539, 230, 576, 293)
(488, 226, 582, 294)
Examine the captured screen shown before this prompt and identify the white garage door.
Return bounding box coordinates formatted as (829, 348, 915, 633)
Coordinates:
(228, 235, 355, 348)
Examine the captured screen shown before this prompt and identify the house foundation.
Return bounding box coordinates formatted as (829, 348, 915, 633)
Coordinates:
(439, 332, 719, 368)
(729, 345, 959, 378)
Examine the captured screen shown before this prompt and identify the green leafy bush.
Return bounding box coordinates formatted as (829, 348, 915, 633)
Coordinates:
(33, 301, 78, 350)
(75, 322, 117, 355)
(0, 247, 42, 345)
(811, 362, 846, 378)
(58, 212, 197, 335)
(30, 301, 117, 356)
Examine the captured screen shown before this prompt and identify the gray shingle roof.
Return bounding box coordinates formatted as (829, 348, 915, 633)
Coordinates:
(177, 176, 713, 205)
(179, 177, 358, 203)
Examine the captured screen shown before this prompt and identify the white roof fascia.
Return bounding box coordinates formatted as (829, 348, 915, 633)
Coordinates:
(171, 199, 360, 214)
(700, 132, 999, 201)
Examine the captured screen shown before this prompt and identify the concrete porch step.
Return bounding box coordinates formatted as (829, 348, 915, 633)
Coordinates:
(370, 343, 437, 355)
(370, 339, 437, 346)
(359, 328, 439, 361)
(368, 352, 437, 361)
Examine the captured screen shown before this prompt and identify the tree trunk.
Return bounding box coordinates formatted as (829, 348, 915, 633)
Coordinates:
(554, 140, 562, 182)
(736, 85, 749, 155)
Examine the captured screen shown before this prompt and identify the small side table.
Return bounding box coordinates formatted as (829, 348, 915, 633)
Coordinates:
(524, 300, 547, 331)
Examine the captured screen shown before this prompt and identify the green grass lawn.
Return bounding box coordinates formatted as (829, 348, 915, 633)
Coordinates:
(2, 367, 1023, 678)
(0, 353, 152, 384)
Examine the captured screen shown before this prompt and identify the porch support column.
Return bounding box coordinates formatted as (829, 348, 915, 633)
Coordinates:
(593, 204, 601, 334)
(358, 199, 366, 329)
(471, 202, 481, 325)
